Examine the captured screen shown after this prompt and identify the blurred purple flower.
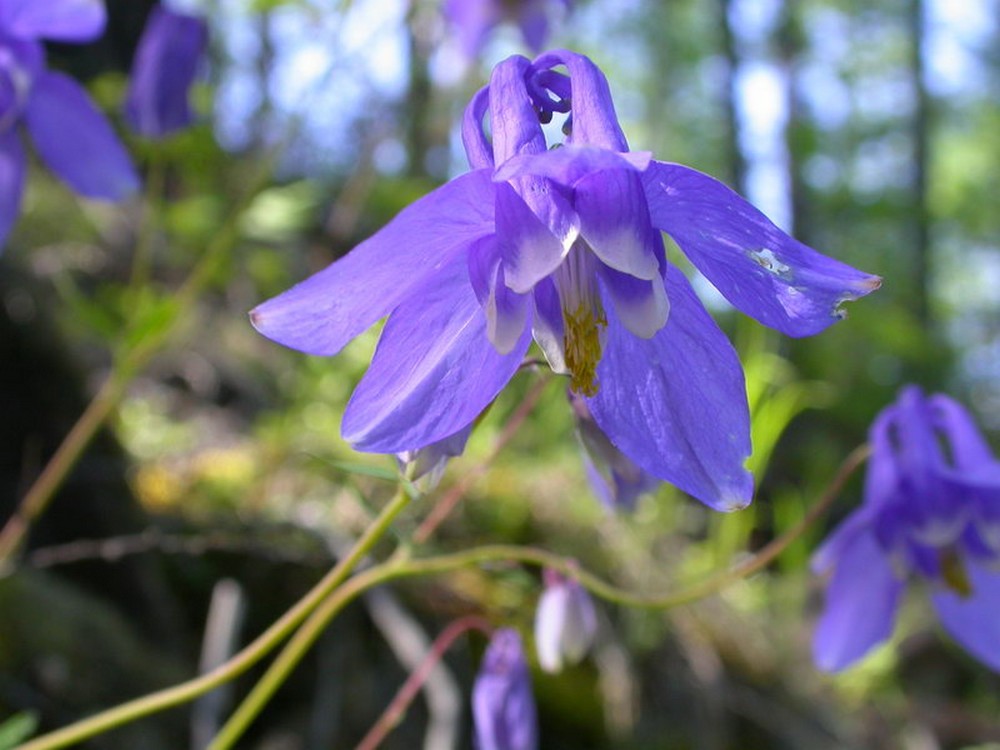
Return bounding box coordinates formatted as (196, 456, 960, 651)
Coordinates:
(124, 6, 208, 139)
(444, 0, 570, 59)
(534, 568, 597, 672)
(0, 0, 138, 247)
(570, 390, 659, 511)
(472, 628, 538, 750)
(813, 385, 1000, 672)
(251, 50, 879, 511)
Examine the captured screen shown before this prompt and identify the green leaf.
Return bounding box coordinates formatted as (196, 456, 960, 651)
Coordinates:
(0, 712, 38, 749)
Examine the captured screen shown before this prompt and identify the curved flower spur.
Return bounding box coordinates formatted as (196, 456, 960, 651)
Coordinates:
(251, 50, 880, 511)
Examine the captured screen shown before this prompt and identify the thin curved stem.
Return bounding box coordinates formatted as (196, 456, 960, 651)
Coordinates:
(16, 444, 867, 749)
(16, 484, 414, 750)
(207, 441, 869, 748)
(412, 373, 553, 545)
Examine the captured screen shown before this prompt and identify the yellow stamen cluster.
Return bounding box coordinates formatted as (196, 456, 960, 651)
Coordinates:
(939, 548, 973, 598)
(564, 302, 607, 397)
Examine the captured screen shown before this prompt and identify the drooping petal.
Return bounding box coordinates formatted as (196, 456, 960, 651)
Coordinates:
(810, 507, 877, 574)
(894, 386, 967, 546)
(124, 6, 208, 139)
(0, 0, 105, 42)
(495, 180, 573, 293)
(494, 145, 651, 186)
(532, 49, 629, 151)
(0, 128, 26, 249)
(0, 40, 44, 116)
(530, 276, 567, 374)
(342, 259, 532, 453)
(23, 71, 139, 200)
(929, 393, 996, 470)
(468, 234, 531, 354)
(642, 161, 881, 337)
(472, 629, 538, 750)
(813, 529, 904, 671)
(575, 168, 661, 280)
(586, 263, 752, 511)
(571, 390, 659, 511)
(251, 169, 495, 356)
(931, 558, 1000, 672)
(596, 263, 668, 339)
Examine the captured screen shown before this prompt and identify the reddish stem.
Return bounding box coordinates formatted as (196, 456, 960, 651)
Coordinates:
(412, 374, 551, 545)
(354, 615, 494, 750)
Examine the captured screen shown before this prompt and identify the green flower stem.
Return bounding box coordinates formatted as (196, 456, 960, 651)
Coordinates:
(16, 484, 414, 750)
(127, 150, 166, 302)
(206, 442, 869, 749)
(16, 443, 867, 750)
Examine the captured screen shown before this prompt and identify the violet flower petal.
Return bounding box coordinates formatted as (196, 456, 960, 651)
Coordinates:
(468, 234, 531, 353)
(0, 128, 25, 248)
(495, 180, 572, 293)
(472, 628, 538, 750)
(124, 6, 208, 139)
(0, 0, 105, 42)
(342, 260, 532, 453)
(930, 393, 997, 469)
(23, 71, 139, 200)
(813, 529, 904, 672)
(596, 262, 668, 339)
(494, 145, 651, 186)
(530, 276, 567, 373)
(642, 161, 881, 337)
(575, 168, 661, 280)
(931, 558, 1000, 672)
(587, 263, 752, 511)
(251, 169, 495, 356)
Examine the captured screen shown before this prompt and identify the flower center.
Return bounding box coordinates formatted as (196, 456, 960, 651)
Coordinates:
(554, 244, 605, 397)
(563, 302, 606, 397)
(939, 548, 972, 598)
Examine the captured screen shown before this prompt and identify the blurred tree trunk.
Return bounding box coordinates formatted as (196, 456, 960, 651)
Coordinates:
(717, 0, 747, 194)
(909, 0, 932, 325)
(404, 4, 435, 179)
(777, 0, 809, 241)
(253, 10, 275, 148)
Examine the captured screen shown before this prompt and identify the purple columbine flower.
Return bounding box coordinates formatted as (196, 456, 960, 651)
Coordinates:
(251, 50, 879, 511)
(444, 0, 570, 59)
(812, 386, 1000, 672)
(124, 6, 208, 139)
(0, 0, 139, 247)
(472, 628, 538, 750)
(534, 568, 597, 673)
(570, 390, 659, 511)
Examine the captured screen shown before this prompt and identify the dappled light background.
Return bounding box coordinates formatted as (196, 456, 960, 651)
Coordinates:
(0, 0, 998, 748)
